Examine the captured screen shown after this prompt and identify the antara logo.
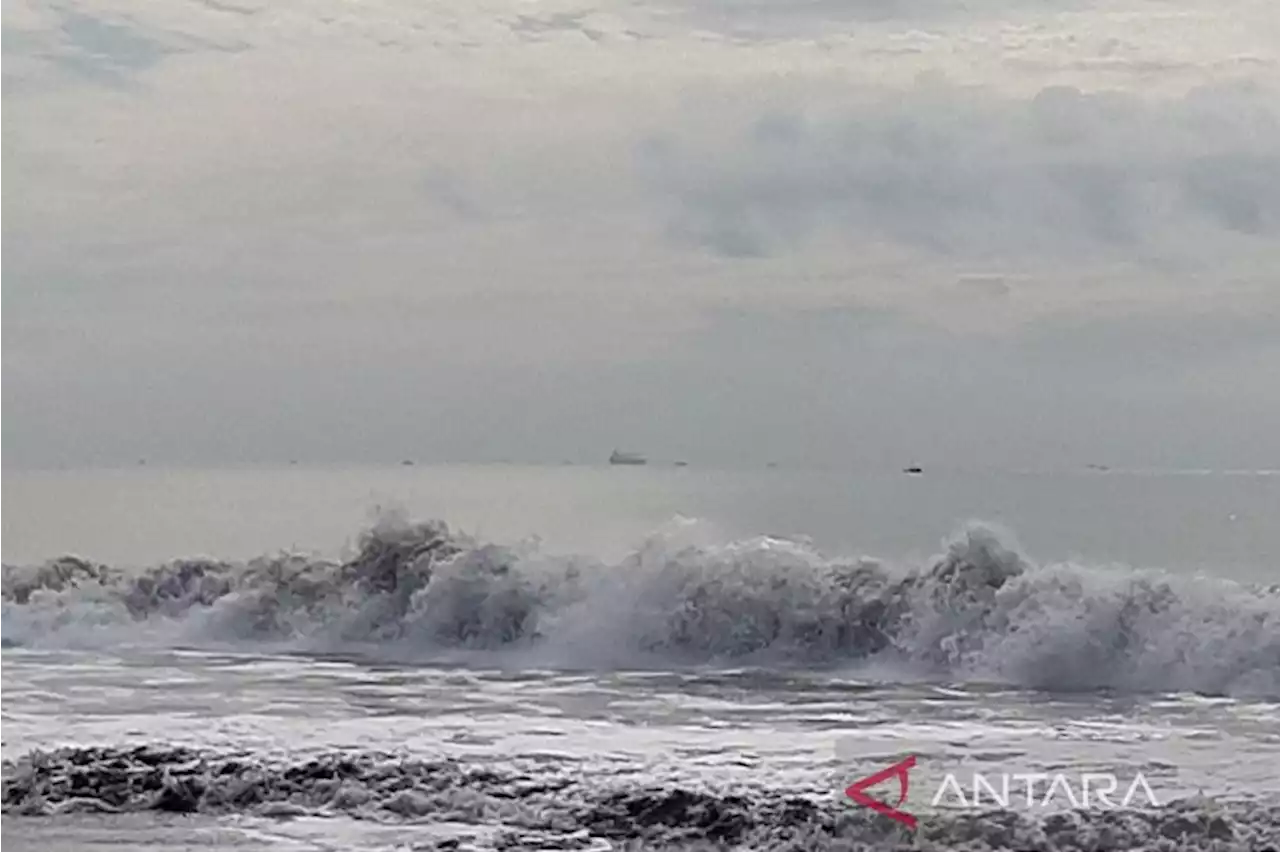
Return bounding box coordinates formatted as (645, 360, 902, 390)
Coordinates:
(845, 755, 1163, 829)
(844, 754, 918, 829)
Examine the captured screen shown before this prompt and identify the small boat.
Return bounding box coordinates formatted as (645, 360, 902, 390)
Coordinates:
(609, 450, 647, 465)
(903, 466, 923, 475)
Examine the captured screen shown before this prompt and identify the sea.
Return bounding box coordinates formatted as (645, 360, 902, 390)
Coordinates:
(2, 463, 1279, 851)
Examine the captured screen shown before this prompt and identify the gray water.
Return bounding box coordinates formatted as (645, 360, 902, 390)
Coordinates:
(4, 464, 1278, 575)
(3, 465, 1279, 850)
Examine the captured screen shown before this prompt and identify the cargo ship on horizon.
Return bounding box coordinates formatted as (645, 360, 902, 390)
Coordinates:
(609, 450, 647, 465)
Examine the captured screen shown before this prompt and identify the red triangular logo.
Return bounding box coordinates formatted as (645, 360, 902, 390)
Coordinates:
(844, 754, 917, 829)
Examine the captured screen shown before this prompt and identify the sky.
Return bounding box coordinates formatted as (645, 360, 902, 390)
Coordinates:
(3, 0, 1279, 470)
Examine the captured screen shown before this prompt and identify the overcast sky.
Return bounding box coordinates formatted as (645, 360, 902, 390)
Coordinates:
(3, 0, 1279, 470)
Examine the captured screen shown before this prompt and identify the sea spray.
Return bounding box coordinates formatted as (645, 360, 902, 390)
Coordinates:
(3, 516, 1278, 697)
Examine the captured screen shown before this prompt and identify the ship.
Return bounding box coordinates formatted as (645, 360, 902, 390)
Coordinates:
(609, 449, 647, 465)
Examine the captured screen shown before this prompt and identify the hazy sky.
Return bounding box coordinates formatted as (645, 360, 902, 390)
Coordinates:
(4, 0, 1279, 469)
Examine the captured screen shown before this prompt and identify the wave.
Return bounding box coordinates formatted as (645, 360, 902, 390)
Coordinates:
(5, 745, 1278, 851)
(3, 516, 1279, 697)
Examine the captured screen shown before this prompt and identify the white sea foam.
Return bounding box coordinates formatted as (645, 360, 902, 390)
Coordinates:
(3, 516, 1278, 698)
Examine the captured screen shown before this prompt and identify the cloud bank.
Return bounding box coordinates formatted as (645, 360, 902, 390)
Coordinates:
(641, 79, 1280, 266)
(3, 0, 1278, 468)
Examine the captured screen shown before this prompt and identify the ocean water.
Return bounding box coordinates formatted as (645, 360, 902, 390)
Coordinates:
(3, 464, 1279, 851)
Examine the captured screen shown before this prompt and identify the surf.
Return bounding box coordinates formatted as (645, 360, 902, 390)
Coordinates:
(3, 515, 1278, 698)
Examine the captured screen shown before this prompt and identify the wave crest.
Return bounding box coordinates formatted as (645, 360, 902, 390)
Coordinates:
(3, 518, 1278, 697)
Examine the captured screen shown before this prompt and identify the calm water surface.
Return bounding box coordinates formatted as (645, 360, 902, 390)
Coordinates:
(4, 464, 1277, 576)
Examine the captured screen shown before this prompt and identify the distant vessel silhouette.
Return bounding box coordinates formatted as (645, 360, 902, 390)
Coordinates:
(903, 465, 923, 475)
(609, 450, 647, 465)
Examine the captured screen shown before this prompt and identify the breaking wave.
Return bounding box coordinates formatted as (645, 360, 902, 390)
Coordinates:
(3, 516, 1279, 698)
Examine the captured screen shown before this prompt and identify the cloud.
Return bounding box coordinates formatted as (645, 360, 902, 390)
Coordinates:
(1, 6, 226, 92)
(3, 0, 1278, 469)
(670, 0, 1095, 38)
(57, 11, 173, 74)
(190, 0, 260, 17)
(639, 79, 1280, 269)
